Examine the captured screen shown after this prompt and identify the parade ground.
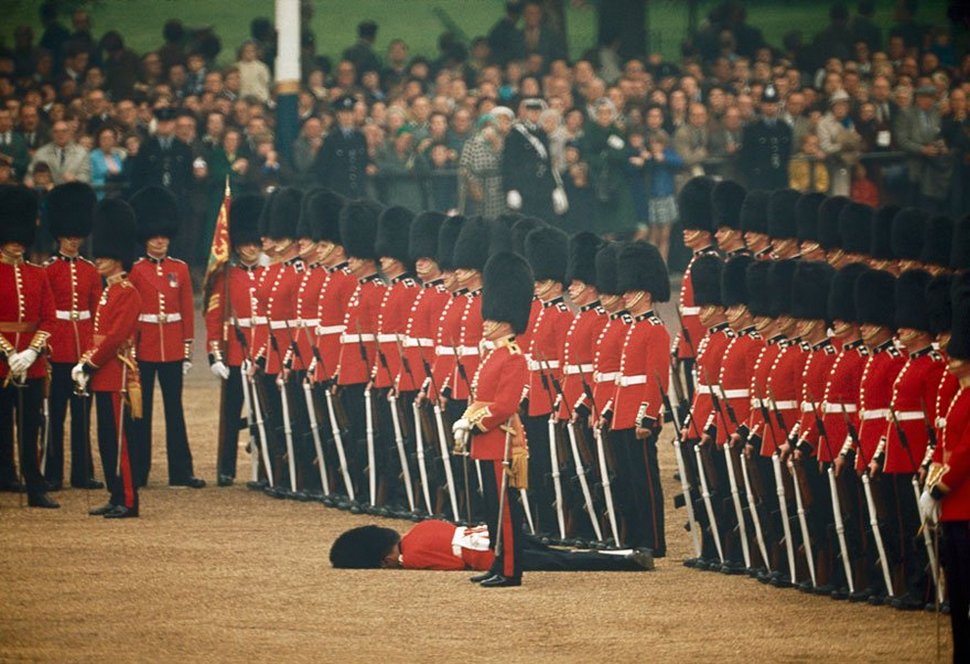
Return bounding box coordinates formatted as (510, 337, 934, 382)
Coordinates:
(0, 312, 951, 662)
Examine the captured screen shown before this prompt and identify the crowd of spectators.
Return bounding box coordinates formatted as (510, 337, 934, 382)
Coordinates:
(0, 0, 967, 272)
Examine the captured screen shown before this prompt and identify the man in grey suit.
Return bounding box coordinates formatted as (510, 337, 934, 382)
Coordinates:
(28, 120, 91, 185)
(896, 85, 951, 212)
(0, 109, 30, 179)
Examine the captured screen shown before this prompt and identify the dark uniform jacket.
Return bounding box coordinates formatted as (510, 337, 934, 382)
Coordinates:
(502, 123, 556, 221)
(740, 118, 792, 190)
(312, 129, 371, 199)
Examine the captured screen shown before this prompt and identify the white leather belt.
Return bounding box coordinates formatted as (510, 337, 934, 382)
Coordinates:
(527, 359, 560, 371)
(269, 319, 300, 330)
(233, 317, 252, 328)
(695, 384, 714, 395)
(564, 363, 593, 375)
(681, 306, 700, 315)
(722, 389, 749, 399)
(341, 334, 376, 343)
(252, 316, 268, 325)
(617, 374, 646, 387)
(892, 410, 923, 422)
(298, 318, 319, 328)
(402, 337, 433, 348)
(435, 346, 479, 356)
(800, 401, 820, 413)
(377, 333, 402, 343)
(55, 310, 91, 321)
(823, 402, 857, 414)
(861, 408, 889, 420)
(770, 400, 798, 410)
(139, 313, 181, 323)
(594, 371, 618, 383)
(316, 324, 345, 335)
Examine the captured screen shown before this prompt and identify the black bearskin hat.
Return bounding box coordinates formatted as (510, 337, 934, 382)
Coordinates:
(329, 525, 400, 569)
(616, 241, 670, 302)
(46, 182, 96, 239)
(891, 207, 928, 262)
(228, 193, 264, 248)
(131, 185, 179, 243)
(894, 269, 932, 332)
(525, 225, 568, 283)
(409, 211, 446, 263)
(740, 189, 770, 235)
(566, 231, 602, 285)
(488, 217, 513, 256)
(482, 251, 534, 334)
(257, 188, 277, 238)
(828, 262, 869, 324)
(870, 204, 899, 261)
(265, 186, 303, 241)
(818, 195, 849, 251)
(767, 188, 800, 240)
(299, 188, 345, 244)
(952, 214, 970, 271)
(437, 215, 464, 271)
(510, 217, 545, 255)
(921, 215, 954, 269)
(92, 198, 137, 269)
(295, 187, 322, 240)
(838, 201, 872, 256)
(721, 254, 752, 308)
(0, 186, 38, 247)
(926, 273, 952, 337)
(745, 260, 772, 318)
(792, 261, 835, 321)
(376, 206, 414, 265)
(453, 215, 490, 272)
(595, 241, 620, 296)
(712, 180, 746, 230)
(795, 192, 826, 243)
(855, 269, 896, 329)
(948, 272, 970, 359)
(339, 199, 381, 260)
(678, 175, 715, 232)
(768, 259, 798, 317)
(689, 253, 722, 307)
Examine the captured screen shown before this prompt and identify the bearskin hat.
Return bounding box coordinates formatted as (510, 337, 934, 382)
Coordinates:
(131, 185, 179, 243)
(721, 254, 752, 308)
(792, 260, 835, 321)
(678, 175, 715, 232)
(870, 204, 899, 261)
(837, 201, 873, 256)
(828, 262, 869, 324)
(921, 215, 954, 269)
(228, 193, 264, 248)
(437, 215, 464, 271)
(376, 206, 414, 265)
(566, 231, 602, 286)
(524, 225, 568, 284)
(616, 241, 670, 301)
(409, 211, 446, 263)
(689, 253, 722, 307)
(46, 182, 96, 239)
(339, 199, 381, 260)
(795, 192, 826, 243)
(739, 189, 770, 236)
(452, 215, 490, 272)
(299, 188, 344, 244)
(510, 217, 545, 255)
(712, 180, 746, 230)
(264, 186, 303, 241)
(92, 198, 137, 269)
(891, 207, 928, 262)
(595, 241, 620, 296)
(767, 188, 800, 240)
(948, 272, 970, 360)
(0, 186, 38, 247)
(329, 525, 400, 569)
(482, 251, 534, 334)
(768, 259, 798, 317)
(952, 214, 970, 271)
(487, 217, 513, 256)
(818, 195, 849, 251)
(295, 187, 323, 240)
(855, 269, 896, 329)
(745, 260, 772, 318)
(894, 269, 932, 332)
(926, 273, 953, 337)
(257, 188, 277, 238)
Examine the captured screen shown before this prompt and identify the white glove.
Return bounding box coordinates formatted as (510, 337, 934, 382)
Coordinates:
(71, 362, 89, 391)
(452, 417, 470, 436)
(8, 349, 39, 375)
(607, 134, 625, 150)
(552, 186, 569, 215)
(506, 189, 522, 210)
(182, 360, 193, 376)
(918, 490, 939, 524)
(210, 360, 230, 380)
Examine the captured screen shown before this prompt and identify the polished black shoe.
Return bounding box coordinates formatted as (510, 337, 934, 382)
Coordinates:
(46, 480, 63, 492)
(796, 580, 815, 593)
(479, 574, 521, 587)
(720, 562, 746, 575)
(103, 505, 138, 519)
(866, 594, 886, 606)
(264, 485, 288, 499)
(890, 594, 923, 611)
(217, 475, 234, 487)
(72, 478, 105, 490)
(89, 502, 115, 516)
(28, 493, 60, 508)
(469, 571, 493, 583)
(246, 479, 268, 491)
(830, 587, 850, 601)
(170, 476, 205, 489)
(848, 587, 876, 603)
(770, 575, 793, 589)
(812, 584, 835, 596)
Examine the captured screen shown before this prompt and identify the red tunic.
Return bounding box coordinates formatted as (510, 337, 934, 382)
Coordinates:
(203, 263, 260, 367)
(749, 337, 783, 456)
(932, 386, 970, 521)
(373, 274, 420, 389)
(262, 258, 306, 373)
(336, 274, 384, 386)
(686, 324, 733, 438)
(0, 258, 55, 380)
(250, 261, 278, 371)
(44, 253, 101, 364)
(556, 301, 608, 421)
(129, 255, 194, 363)
(761, 341, 810, 455)
(590, 311, 632, 419)
(400, 519, 494, 571)
(935, 366, 960, 445)
(314, 261, 356, 381)
(611, 310, 670, 431)
(429, 291, 464, 401)
(714, 328, 761, 445)
(468, 339, 529, 461)
(855, 340, 906, 472)
(883, 347, 946, 474)
(817, 339, 868, 464)
(674, 249, 716, 360)
(524, 296, 571, 417)
(397, 279, 449, 393)
(795, 339, 839, 457)
(84, 274, 141, 393)
(292, 262, 328, 371)
(435, 288, 482, 401)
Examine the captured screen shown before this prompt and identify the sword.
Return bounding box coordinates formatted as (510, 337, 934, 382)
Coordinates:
(324, 387, 355, 502)
(494, 426, 514, 559)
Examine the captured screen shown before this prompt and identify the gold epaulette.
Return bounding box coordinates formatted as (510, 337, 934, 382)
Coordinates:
(926, 462, 950, 495)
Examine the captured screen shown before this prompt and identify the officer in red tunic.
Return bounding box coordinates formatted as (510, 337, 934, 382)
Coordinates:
(454, 250, 532, 586)
(604, 241, 670, 555)
(923, 273, 970, 663)
(739, 189, 772, 260)
(74, 199, 142, 518)
(204, 193, 264, 487)
(0, 187, 58, 507)
(128, 186, 203, 488)
(42, 182, 103, 490)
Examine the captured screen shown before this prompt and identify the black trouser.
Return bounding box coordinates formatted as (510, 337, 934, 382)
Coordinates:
(609, 428, 665, 555)
(711, 442, 746, 567)
(481, 458, 524, 580)
(258, 372, 284, 487)
(886, 472, 930, 601)
(446, 398, 485, 523)
(45, 361, 96, 486)
(835, 454, 870, 591)
(402, 390, 437, 515)
(863, 472, 894, 597)
(0, 378, 47, 496)
(560, 418, 600, 542)
(809, 460, 840, 589)
(339, 383, 368, 502)
(417, 398, 458, 519)
(285, 370, 315, 493)
(373, 387, 411, 510)
(943, 520, 970, 663)
(95, 391, 138, 510)
(521, 540, 649, 571)
(216, 364, 245, 479)
(524, 412, 558, 537)
(132, 360, 195, 485)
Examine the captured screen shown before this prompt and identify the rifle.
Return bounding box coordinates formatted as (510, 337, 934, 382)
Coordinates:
(418, 352, 460, 521)
(268, 331, 298, 494)
(285, 318, 331, 498)
(448, 339, 479, 525)
(576, 368, 619, 546)
(232, 322, 274, 488)
(530, 350, 568, 541)
(757, 384, 798, 584)
(351, 319, 378, 508)
(374, 333, 416, 513)
(396, 336, 433, 514)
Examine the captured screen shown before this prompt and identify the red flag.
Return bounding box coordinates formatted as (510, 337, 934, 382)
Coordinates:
(203, 177, 232, 297)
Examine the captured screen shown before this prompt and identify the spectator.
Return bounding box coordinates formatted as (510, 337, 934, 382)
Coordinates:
(561, 140, 596, 235)
(459, 110, 508, 218)
(29, 119, 90, 184)
(850, 1, 882, 52)
(235, 41, 271, 103)
(375, 126, 428, 211)
(708, 105, 743, 181)
(623, 129, 650, 235)
(942, 87, 969, 216)
(292, 117, 324, 187)
(850, 162, 880, 206)
(788, 133, 831, 193)
(427, 142, 458, 213)
(896, 85, 951, 211)
(673, 102, 711, 188)
(817, 89, 863, 195)
(89, 126, 126, 197)
(158, 19, 187, 71)
(312, 95, 373, 199)
(488, 1, 526, 67)
(643, 130, 683, 262)
(101, 31, 140, 100)
(581, 98, 637, 234)
(18, 104, 48, 154)
(205, 128, 250, 248)
(343, 21, 382, 83)
(381, 39, 410, 92)
(38, 1, 70, 73)
(521, 1, 568, 68)
(0, 108, 30, 179)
